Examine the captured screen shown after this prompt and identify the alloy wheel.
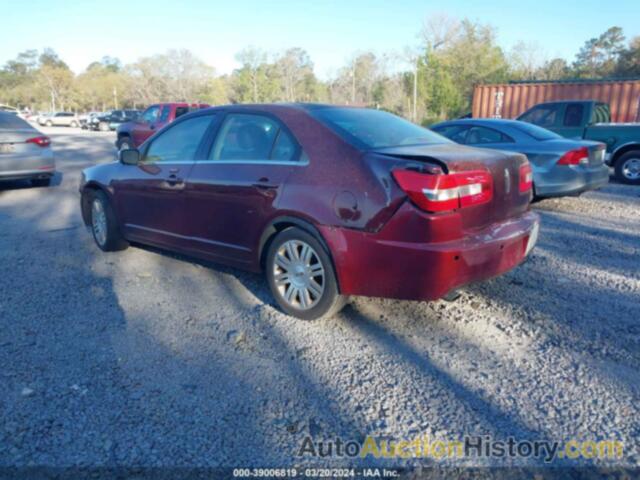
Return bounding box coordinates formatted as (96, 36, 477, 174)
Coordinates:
(91, 198, 108, 247)
(273, 240, 325, 310)
(622, 157, 640, 181)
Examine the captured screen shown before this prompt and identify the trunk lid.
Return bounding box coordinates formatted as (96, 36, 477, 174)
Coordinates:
(373, 143, 531, 229)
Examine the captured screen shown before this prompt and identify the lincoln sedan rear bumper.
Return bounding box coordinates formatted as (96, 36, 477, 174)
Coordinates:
(535, 164, 610, 198)
(320, 210, 540, 302)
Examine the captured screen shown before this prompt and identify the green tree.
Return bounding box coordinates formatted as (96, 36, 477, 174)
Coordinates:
(574, 27, 625, 77)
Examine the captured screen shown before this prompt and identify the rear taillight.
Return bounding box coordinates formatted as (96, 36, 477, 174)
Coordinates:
(519, 163, 533, 193)
(392, 169, 493, 213)
(557, 147, 588, 166)
(26, 136, 51, 148)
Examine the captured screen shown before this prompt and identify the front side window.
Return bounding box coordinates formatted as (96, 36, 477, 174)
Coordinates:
(159, 106, 171, 122)
(141, 106, 160, 124)
(311, 107, 449, 149)
(210, 114, 297, 162)
(466, 126, 512, 145)
(519, 104, 562, 128)
(143, 115, 213, 163)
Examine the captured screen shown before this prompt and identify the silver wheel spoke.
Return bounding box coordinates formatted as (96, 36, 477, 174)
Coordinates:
(308, 279, 323, 299)
(274, 239, 326, 311)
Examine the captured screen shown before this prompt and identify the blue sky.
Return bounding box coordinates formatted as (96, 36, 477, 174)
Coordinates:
(1, 0, 638, 78)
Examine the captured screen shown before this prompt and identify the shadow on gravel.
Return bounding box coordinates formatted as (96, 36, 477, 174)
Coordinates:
(339, 305, 544, 441)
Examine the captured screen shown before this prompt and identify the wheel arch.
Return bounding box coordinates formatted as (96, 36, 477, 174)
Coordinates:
(258, 216, 341, 292)
(612, 143, 640, 164)
(80, 182, 111, 226)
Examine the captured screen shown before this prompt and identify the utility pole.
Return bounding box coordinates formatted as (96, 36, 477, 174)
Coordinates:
(412, 58, 418, 122)
(113, 87, 118, 109)
(351, 66, 356, 104)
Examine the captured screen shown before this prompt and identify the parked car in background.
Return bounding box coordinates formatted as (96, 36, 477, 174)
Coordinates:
(517, 100, 640, 184)
(0, 111, 55, 187)
(432, 118, 609, 199)
(90, 110, 140, 132)
(115, 102, 209, 150)
(79, 111, 103, 129)
(38, 112, 79, 127)
(80, 104, 538, 320)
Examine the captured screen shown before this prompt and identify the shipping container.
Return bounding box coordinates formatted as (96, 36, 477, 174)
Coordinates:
(472, 79, 640, 123)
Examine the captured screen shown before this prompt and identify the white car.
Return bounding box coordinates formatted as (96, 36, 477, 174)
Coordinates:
(39, 112, 79, 127)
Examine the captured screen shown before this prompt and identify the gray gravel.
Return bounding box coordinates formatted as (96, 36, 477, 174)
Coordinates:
(0, 129, 638, 471)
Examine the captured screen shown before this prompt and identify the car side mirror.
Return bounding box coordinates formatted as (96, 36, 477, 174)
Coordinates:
(119, 149, 140, 165)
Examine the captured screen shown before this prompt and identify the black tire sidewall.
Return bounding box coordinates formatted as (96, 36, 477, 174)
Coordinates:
(615, 152, 640, 185)
(118, 137, 132, 150)
(88, 190, 127, 252)
(266, 228, 342, 320)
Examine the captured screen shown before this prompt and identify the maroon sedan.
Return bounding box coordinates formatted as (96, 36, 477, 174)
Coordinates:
(80, 104, 539, 320)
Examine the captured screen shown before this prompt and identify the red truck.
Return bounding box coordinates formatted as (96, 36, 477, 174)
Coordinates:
(116, 102, 209, 150)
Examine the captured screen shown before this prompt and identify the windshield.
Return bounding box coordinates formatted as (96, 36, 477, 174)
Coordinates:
(512, 122, 561, 141)
(311, 107, 450, 149)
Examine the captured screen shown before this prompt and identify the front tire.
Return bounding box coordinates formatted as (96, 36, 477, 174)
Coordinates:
(70, 121, 78, 127)
(87, 190, 128, 252)
(31, 177, 51, 187)
(614, 151, 640, 185)
(117, 136, 132, 151)
(45, 120, 52, 127)
(266, 227, 346, 320)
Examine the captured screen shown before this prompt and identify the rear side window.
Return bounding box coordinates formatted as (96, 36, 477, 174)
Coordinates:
(591, 103, 611, 124)
(175, 107, 190, 118)
(519, 104, 562, 128)
(144, 115, 213, 163)
(210, 114, 299, 162)
(465, 126, 513, 145)
(563, 104, 584, 127)
(0, 112, 33, 129)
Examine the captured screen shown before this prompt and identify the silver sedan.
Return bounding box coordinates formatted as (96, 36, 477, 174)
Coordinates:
(0, 112, 55, 187)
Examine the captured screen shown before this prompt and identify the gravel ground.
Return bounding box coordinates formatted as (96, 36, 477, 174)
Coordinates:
(0, 128, 638, 472)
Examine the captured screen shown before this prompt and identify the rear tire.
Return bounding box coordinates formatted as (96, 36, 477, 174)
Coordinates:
(614, 151, 640, 185)
(87, 190, 128, 252)
(31, 177, 51, 187)
(266, 227, 346, 320)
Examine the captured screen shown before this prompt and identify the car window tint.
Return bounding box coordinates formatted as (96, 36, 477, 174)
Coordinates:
(520, 104, 561, 127)
(271, 129, 298, 161)
(175, 107, 189, 118)
(159, 106, 171, 122)
(210, 114, 279, 161)
(432, 125, 469, 143)
(466, 126, 511, 144)
(141, 106, 160, 124)
(563, 104, 584, 127)
(144, 115, 213, 163)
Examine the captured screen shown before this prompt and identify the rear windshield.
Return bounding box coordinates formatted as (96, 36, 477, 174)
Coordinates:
(512, 122, 561, 141)
(311, 107, 450, 149)
(0, 112, 33, 129)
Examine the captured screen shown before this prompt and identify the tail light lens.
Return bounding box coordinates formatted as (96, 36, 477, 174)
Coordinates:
(26, 136, 51, 148)
(519, 163, 533, 193)
(557, 147, 588, 166)
(392, 169, 493, 213)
